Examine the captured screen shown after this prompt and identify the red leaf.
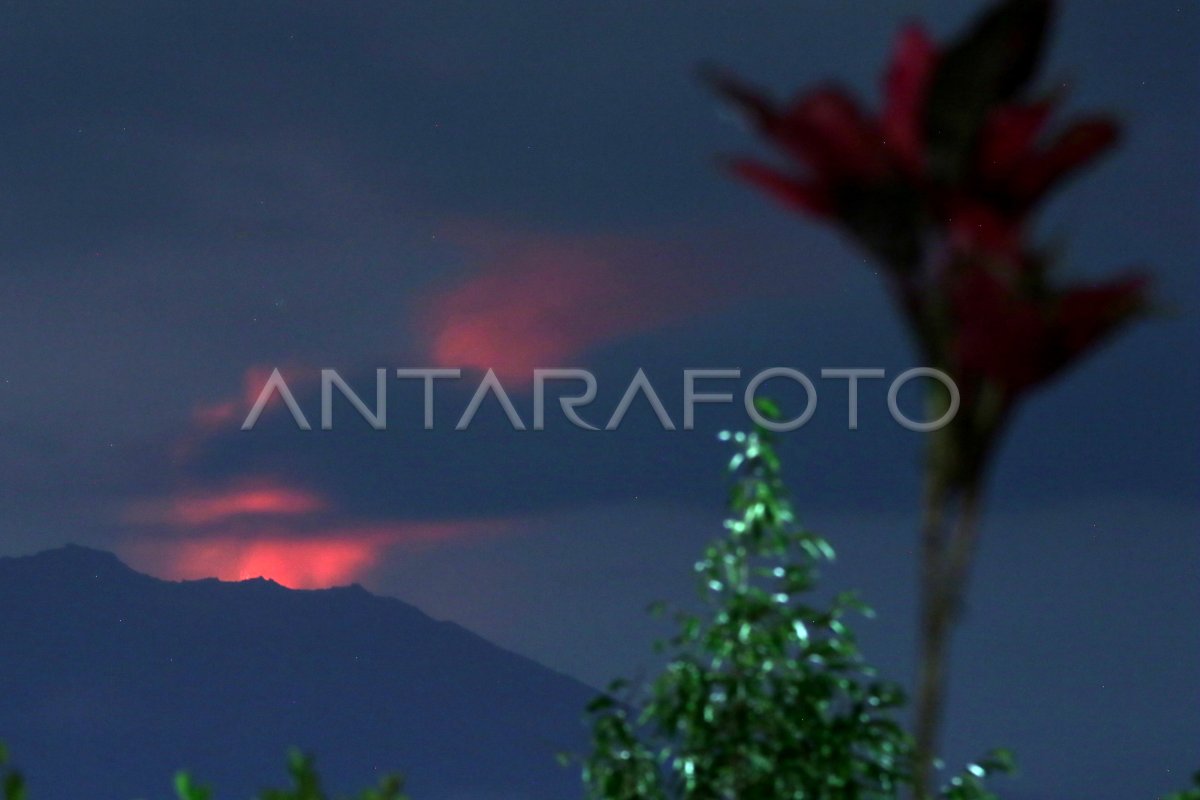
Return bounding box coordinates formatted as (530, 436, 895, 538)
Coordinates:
(728, 159, 835, 217)
(947, 197, 1024, 256)
(881, 24, 938, 175)
(704, 70, 777, 129)
(1055, 274, 1148, 358)
(978, 100, 1054, 181)
(1011, 117, 1120, 202)
(952, 266, 1047, 391)
(782, 87, 890, 180)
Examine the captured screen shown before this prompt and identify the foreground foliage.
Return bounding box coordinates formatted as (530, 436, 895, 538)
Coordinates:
(0, 746, 405, 800)
(1162, 774, 1200, 800)
(174, 750, 407, 800)
(580, 404, 1011, 799)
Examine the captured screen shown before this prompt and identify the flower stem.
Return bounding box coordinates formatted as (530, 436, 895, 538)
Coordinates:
(913, 475, 982, 800)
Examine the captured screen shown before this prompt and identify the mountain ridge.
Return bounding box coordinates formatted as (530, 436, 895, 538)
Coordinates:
(0, 545, 593, 800)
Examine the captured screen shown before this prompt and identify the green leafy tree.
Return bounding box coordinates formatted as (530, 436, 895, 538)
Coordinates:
(581, 402, 1011, 799)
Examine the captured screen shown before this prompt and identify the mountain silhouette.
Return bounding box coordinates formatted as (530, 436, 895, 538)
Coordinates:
(0, 545, 593, 799)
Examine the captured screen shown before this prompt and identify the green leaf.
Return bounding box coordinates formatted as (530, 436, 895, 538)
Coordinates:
(174, 772, 211, 800)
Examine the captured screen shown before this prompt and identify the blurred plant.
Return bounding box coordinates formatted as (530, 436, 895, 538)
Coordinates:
(174, 751, 407, 800)
(709, 0, 1150, 794)
(0, 743, 25, 800)
(0, 744, 411, 800)
(1162, 773, 1200, 800)
(581, 402, 1013, 799)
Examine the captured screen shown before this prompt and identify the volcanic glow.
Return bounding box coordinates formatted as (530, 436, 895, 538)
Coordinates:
(120, 519, 507, 589)
(130, 536, 380, 589)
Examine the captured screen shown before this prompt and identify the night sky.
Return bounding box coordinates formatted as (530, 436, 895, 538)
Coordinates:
(1, 2, 1196, 798)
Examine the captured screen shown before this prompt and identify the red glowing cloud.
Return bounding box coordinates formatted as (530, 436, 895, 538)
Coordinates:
(125, 480, 326, 527)
(176, 365, 314, 464)
(190, 365, 295, 429)
(420, 230, 723, 379)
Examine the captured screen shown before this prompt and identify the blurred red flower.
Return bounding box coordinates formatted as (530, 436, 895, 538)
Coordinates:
(950, 262, 1148, 396)
(709, 25, 935, 219)
(711, 4, 1155, 792)
(712, 0, 1148, 426)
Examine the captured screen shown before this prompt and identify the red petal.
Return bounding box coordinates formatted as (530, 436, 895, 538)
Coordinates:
(951, 266, 1046, 391)
(1055, 274, 1148, 358)
(782, 87, 890, 180)
(705, 70, 778, 129)
(1011, 117, 1121, 203)
(728, 159, 836, 218)
(953, 269, 1148, 395)
(978, 100, 1054, 181)
(881, 24, 937, 175)
(947, 198, 1023, 257)
(707, 71, 887, 182)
